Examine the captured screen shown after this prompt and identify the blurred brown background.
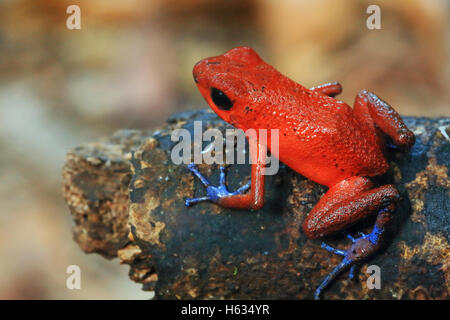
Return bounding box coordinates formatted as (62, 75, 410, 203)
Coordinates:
(0, 0, 448, 299)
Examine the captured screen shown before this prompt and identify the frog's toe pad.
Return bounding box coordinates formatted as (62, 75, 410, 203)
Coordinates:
(185, 196, 209, 207)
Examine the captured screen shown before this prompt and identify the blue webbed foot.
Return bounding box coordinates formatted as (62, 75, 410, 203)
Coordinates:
(185, 163, 250, 207)
(314, 229, 383, 300)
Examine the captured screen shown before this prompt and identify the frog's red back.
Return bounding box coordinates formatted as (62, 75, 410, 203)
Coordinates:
(193, 47, 389, 187)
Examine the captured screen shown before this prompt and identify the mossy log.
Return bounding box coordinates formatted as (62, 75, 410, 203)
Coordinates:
(62, 110, 449, 299)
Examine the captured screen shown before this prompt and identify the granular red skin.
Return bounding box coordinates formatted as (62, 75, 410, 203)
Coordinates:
(193, 46, 414, 238)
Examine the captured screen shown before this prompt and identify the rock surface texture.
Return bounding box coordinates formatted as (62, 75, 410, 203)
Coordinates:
(62, 110, 449, 299)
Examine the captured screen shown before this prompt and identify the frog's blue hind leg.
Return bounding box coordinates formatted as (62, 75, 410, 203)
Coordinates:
(185, 163, 250, 207)
(314, 232, 371, 300)
(303, 179, 400, 300)
(314, 255, 353, 300)
(314, 216, 390, 300)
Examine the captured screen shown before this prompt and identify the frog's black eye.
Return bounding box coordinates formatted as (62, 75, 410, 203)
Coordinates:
(211, 88, 233, 110)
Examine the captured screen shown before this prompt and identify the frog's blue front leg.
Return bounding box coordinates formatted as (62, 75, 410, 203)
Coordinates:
(185, 163, 250, 207)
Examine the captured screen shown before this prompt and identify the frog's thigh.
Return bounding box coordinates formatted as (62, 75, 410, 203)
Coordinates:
(302, 176, 399, 239)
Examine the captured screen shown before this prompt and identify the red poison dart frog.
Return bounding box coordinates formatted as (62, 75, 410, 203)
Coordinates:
(185, 47, 415, 299)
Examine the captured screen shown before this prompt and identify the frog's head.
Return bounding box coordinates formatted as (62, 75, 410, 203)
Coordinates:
(192, 46, 266, 127)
